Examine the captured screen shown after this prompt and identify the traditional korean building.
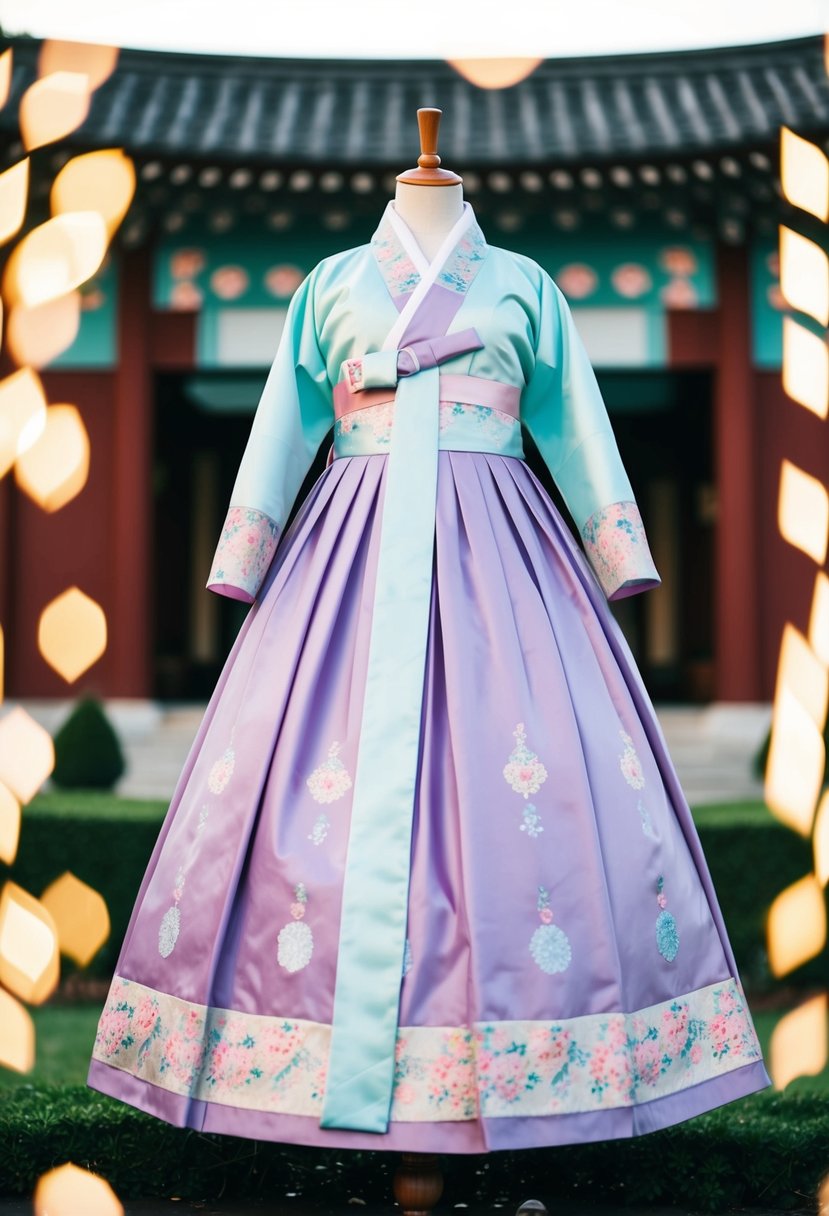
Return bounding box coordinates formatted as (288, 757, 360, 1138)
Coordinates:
(0, 32, 826, 703)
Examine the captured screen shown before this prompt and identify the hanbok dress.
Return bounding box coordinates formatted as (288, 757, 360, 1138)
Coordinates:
(88, 199, 771, 1152)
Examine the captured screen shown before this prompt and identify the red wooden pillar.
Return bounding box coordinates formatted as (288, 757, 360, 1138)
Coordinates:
(714, 241, 761, 701)
(111, 245, 153, 696)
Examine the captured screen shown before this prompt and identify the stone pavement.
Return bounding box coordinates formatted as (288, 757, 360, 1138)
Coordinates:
(14, 700, 771, 807)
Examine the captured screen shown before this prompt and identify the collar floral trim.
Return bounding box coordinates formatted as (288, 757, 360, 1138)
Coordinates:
(370, 202, 488, 301)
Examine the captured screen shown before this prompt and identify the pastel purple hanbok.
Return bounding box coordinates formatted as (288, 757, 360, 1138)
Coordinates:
(88, 200, 771, 1152)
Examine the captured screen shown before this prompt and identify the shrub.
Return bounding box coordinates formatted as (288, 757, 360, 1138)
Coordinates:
(51, 698, 126, 790)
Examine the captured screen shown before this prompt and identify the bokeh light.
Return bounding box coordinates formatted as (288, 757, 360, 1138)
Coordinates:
(0, 881, 59, 1005)
(15, 404, 90, 513)
(779, 225, 829, 325)
(0, 987, 35, 1074)
(37, 40, 119, 92)
(770, 993, 828, 1089)
(0, 367, 47, 476)
(51, 149, 136, 241)
(7, 292, 81, 369)
(782, 316, 829, 419)
(777, 458, 829, 565)
(447, 57, 543, 88)
(19, 71, 91, 153)
(0, 159, 30, 247)
(40, 871, 110, 967)
(0, 707, 55, 803)
(34, 1163, 123, 1216)
(765, 686, 825, 835)
(767, 872, 828, 977)
(2, 211, 108, 309)
(0, 781, 21, 865)
(781, 126, 829, 221)
(37, 586, 107, 682)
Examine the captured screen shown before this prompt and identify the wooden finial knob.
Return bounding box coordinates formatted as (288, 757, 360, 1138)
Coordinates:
(397, 107, 462, 187)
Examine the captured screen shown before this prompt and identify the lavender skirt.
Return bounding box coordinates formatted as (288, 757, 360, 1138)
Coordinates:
(88, 451, 770, 1152)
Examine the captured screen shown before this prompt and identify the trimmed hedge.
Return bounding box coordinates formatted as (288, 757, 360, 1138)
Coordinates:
(5, 795, 828, 989)
(0, 1085, 827, 1210)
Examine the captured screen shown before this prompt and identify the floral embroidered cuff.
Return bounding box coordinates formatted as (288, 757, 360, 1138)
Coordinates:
(206, 506, 281, 603)
(581, 501, 661, 601)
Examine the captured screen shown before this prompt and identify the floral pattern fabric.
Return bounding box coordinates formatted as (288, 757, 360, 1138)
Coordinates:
(334, 399, 520, 452)
(206, 506, 281, 603)
(581, 501, 660, 600)
(93, 974, 762, 1122)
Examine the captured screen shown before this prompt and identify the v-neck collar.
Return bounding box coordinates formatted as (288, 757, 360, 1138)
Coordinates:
(370, 199, 487, 303)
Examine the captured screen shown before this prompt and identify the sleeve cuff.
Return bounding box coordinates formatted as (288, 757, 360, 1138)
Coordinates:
(581, 501, 661, 601)
(206, 506, 281, 603)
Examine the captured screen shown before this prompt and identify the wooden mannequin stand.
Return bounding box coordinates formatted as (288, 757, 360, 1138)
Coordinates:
(387, 110, 549, 1216)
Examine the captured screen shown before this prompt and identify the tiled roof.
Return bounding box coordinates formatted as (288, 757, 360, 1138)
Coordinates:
(2, 33, 828, 164)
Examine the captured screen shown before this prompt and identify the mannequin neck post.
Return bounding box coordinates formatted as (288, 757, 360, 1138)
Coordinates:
(393, 181, 465, 262)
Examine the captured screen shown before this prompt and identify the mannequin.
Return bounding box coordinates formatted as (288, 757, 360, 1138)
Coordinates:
(389, 109, 548, 1216)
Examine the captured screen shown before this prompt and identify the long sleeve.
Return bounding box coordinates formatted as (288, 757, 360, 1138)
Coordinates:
(206, 266, 334, 603)
(520, 267, 661, 601)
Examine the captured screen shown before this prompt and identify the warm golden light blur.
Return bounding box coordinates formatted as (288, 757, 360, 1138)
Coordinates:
(34, 1163, 123, 1216)
(770, 993, 828, 1088)
(2, 211, 108, 310)
(40, 872, 110, 967)
(775, 624, 829, 727)
(0, 159, 30, 247)
(0, 367, 47, 476)
(38, 40, 119, 93)
(765, 686, 825, 836)
(782, 316, 829, 419)
(779, 225, 829, 325)
(0, 781, 20, 866)
(810, 572, 829, 667)
(447, 57, 544, 88)
(51, 149, 136, 241)
(7, 292, 81, 369)
(0, 707, 55, 803)
(781, 126, 829, 221)
(814, 791, 829, 886)
(778, 458, 829, 564)
(0, 621, 3, 703)
(0, 48, 12, 111)
(19, 72, 92, 153)
(38, 586, 107, 682)
(767, 872, 828, 977)
(0, 881, 59, 1005)
(15, 404, 90, 513)
(0, 987, 35, 1074)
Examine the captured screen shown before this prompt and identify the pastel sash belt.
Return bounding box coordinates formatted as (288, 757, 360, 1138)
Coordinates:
(321, 328, 497, 1134)
(333, 371, 521, 421)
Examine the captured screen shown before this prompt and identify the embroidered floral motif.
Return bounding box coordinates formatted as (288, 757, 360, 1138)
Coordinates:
(308, 813, 330, 846)
(277, 883, 314, 973)
(95, 975, 761, 1121)
(638, 799, 657, 840)
(306, 741, 353, 804)
(437, 225, 487, 293)
(345, 358, 364, 391)
(438, 401, 519, 443)
(371, 216, 421, 298)
(208, 741, 235, 795)
(402, 939, 413, 977)
(655, 875, 680, 962)
(581, 500, 658, 600)
(157, 806, 212, 959)
(207, 506, 280, 600)
(618, 729, 645, 791)
(529, 886, 572, 975)
(503, 723, 548, 798)
(520, 803, 544, 838)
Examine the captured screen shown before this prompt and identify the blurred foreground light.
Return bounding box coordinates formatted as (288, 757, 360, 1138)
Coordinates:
(0, 781, 21, 865)
(810, 573, 829, 666)
(782, 316, 828, 419)
(814, 791, 829, 885)
(770, 993, 828, 1089)
(447, 57, 543, 88)
(775, 624, 828, 728)
(779, 226, 829, 325)
(16, 404, 90, 513)
(38, 586, 107, 683)
(778, 459, 829, 564)
(0, 707, 55, 802)
(765, 685, 825, 836)
(51, 149, 136, 241)
(0, 987, 35, 1074)
(0, 48, 12, 110)
(0, 159, 30, 247)
(19, 72, 91, 153)
(7, 293, 81, 369)
(34, 1163, 123, 1216)
(781, 127, 829, 221)
(767, 873, 827, 977)
(0, 881, 59, 1004)
(3, 212, 108, 309)
(0, 367, 47, 476)
(38, 40, 119, 92)
(40, 871, 110, 966)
